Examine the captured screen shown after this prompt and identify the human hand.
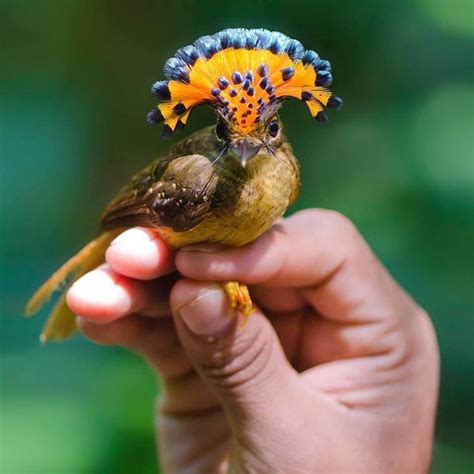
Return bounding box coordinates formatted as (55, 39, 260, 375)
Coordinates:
(67, 210, 439, 473)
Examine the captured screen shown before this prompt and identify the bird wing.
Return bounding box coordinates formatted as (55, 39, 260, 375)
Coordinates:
(101, 154, 219, 232)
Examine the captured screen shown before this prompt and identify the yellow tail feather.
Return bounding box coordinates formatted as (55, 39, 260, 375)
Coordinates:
(26, 230, 122, 342)
(39, 293, 77, 343)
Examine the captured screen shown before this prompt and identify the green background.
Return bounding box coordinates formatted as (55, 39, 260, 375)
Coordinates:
(1, 1, 473, 472)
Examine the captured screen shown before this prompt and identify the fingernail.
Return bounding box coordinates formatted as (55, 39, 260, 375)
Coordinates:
(180, 243, 226, 253)
(110, 228, 156, 246)
(66, 267, 137, 322)
(178, 287, 233, 336)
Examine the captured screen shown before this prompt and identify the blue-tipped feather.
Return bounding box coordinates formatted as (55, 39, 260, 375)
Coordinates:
(147, 108, 164, 124)
(244, 30, 260, 50)
(302, 50, 320, 67)
(285, 39, 304, 60)
(327, 96, 343, 110)
(315, 111, 328, 123)
(269, 37, 284, 54)
(315, 59, 332, 72)
(216, 30, 232, 49)
(194, 35, 221, 59)
(164, 57, 190, 83)
(315, 70, 333, 87)
(151, 81, 171, 100)
(175, 45, 200, 66)
(254, 29, 273, 49)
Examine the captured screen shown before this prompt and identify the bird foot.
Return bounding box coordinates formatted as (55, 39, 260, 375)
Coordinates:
(222, 281, 254, 325)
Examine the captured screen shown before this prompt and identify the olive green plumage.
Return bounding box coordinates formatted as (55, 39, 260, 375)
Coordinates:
(103, 124, 299, 247)
(26, 119, 300, 341)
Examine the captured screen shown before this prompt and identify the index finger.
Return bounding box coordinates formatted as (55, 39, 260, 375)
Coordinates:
(176, 209, 419, 323)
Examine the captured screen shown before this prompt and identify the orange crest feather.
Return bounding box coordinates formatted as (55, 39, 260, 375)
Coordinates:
(147, 29, 342, 137)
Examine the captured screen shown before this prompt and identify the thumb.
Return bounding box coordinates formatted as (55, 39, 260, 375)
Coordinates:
(170, 279, 298, 422)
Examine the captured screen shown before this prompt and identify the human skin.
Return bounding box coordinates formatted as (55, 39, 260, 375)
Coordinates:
(67, 209, 439, 473)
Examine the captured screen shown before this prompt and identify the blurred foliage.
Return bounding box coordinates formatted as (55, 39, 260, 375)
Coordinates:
(1, 0, 473, 472)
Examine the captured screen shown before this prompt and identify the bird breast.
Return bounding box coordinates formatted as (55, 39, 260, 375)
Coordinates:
(159, 147, 299, 248)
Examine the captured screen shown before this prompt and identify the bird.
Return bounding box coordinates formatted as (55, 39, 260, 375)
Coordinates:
(26, 28, 342, 342)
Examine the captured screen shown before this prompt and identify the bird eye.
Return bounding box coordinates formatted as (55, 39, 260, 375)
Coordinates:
(268, 119, 279, 138)
(215, 120, 226, 141)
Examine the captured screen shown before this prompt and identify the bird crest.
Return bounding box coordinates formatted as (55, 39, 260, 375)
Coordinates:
(147, 28, 343, 138)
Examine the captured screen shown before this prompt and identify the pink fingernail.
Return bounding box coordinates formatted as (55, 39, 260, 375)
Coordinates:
(178, 287, 233, 336)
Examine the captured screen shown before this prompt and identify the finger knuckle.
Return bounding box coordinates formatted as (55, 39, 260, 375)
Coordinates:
(293, 209, 360, 243)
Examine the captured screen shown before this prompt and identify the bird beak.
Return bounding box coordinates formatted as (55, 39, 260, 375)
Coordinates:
(229, 141, 261, 167)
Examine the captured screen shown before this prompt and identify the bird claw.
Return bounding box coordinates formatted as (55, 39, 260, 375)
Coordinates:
(222, 281, 254, 325)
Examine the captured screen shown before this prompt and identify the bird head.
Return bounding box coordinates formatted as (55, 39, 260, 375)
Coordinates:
(147, 28, 343, 166)
(214, 114, 284, 166)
